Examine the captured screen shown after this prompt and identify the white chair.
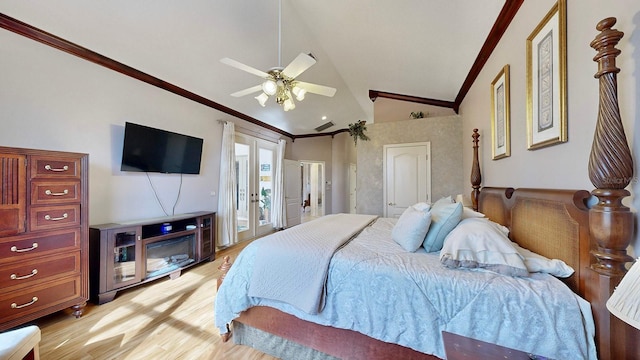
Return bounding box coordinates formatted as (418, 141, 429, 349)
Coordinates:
(0, 325, 41, 360)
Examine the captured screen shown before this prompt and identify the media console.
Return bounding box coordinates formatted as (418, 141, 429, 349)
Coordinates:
(89, 211, 215, 304)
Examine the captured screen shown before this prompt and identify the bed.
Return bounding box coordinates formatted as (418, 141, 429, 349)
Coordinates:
(215, 17, 639, 360)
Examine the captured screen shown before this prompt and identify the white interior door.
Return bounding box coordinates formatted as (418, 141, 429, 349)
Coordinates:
(235, 134, 276, 241)
(284, 159, 302, 227)
(383, 142, 431, 217)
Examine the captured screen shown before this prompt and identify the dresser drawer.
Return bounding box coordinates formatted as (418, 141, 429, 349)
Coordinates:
(0, 229, 80, 263)
(0, 277, 82, 324)
(31, 180, 81, 205)
(29, 205, 80, 231)
(0, 251, 80, 291)
(30, 156, 81, 179)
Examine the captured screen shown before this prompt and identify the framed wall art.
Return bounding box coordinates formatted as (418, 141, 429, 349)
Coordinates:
(526, 0, 567, 150)
(491, 65, 510, 160)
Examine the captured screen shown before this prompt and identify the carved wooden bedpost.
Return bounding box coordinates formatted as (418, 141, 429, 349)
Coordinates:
(588, 17, 634, 274)
(585, 17, 639, 360)
(470, 129, 482, 211)
(217, 255, 232, 290)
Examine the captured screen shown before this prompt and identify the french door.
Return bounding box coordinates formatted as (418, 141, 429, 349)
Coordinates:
(235, 134, 276, 241)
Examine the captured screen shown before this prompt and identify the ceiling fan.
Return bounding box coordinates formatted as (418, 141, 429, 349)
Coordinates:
(220, 0, 336, 111)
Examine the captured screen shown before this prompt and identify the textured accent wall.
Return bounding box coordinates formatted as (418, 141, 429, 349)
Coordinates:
(356, 115, 463, 215)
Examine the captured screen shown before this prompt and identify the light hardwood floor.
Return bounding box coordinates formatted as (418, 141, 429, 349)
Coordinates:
(32, 240, 277, 360)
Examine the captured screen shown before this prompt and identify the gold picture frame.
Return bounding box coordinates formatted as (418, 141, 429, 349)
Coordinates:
(491, 65, 511, 160)
(526, 0, 567, 150)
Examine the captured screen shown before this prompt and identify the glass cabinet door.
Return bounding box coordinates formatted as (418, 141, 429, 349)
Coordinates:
(107, 226, 142, 289)
(199, 214, 215, 261)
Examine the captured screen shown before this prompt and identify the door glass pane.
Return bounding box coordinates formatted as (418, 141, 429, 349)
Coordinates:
(258, 147, 273, 226)
(113, 231, 137, 285)
(235, 143, 250, 233)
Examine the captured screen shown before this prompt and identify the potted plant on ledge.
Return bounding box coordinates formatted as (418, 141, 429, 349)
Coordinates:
(348, 120, 370, 146)
(410, 111, 425, 119)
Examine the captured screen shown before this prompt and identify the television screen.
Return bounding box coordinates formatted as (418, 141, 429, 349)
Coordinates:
(121, 122, 204, 174)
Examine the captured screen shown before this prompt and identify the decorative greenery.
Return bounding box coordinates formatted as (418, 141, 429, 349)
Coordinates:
(348, 120, 370, 146)
(260, 187, 271, 210)
(259, 187, 271, 220)
(410, 111, 425, 119)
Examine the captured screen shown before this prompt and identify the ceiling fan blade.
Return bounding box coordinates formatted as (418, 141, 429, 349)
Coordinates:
(230, 85, 263, 97)
(296, 81, 337, 97)
(282, 53, 316, 79)
(220, 58, 270, 78)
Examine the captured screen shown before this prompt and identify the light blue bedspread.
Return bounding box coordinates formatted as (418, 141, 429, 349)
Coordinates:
(215, 217, 597, 359)
(248, 213, 378, 314)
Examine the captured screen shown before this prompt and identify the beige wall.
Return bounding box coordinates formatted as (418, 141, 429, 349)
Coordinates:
(289, 136, 334, 214)
(460, 0, 639, 253)
(284, 132, 354, 215)
(331, 132, 356, 214)
(374, 97, 456, 123)
(0, 26, 286, 225)
(356, 115, 463, 216)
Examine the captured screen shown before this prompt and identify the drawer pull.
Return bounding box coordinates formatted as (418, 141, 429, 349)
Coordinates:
(44, 213, 68, 221)
(10, 269, 38, 280)
(44, 164, 69, 172)
(11, 297, 38, 309)
(45, 189, 69, 196)
(10, 243, 38, 252)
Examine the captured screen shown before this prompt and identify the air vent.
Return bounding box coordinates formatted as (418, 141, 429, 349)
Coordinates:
(315, 121, 335, 132)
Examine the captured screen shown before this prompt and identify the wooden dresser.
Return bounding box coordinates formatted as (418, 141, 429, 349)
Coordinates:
(0, 146, 89, 331)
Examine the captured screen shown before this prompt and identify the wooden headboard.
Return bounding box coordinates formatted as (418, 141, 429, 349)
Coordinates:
(478, 188, 592, 295)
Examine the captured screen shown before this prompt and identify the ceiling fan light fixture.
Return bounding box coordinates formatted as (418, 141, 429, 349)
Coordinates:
(262, 79, 278, 96)
(255, 92, 269, 107)
(221, 0, 335, 112)
(292, 86, 306, 101)
(283, 98, 295, 111)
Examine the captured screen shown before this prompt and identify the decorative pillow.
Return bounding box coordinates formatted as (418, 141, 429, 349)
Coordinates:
(392, 206, 432, 252)
(422, 201, 463, 252)
(511, 242, 574, 278)
(440, 218, 529, 277)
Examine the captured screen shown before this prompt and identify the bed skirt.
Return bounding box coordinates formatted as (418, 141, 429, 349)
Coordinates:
(233, 321, 339, 360)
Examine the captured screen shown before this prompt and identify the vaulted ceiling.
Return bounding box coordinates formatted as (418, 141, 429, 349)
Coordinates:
(0, 1, 517, 137)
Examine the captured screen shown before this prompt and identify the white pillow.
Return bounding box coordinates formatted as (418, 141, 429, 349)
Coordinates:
(477, 217, 510, 236)
(392, 206, 432, 252)
(440, 218, 529, 277)
(423, 201, 463, 252)
(461, 207, 485, 219)
(511, 242, 574, 278)
(412, 202, 431, 212)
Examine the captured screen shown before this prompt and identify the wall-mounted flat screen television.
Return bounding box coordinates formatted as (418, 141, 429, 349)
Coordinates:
(120, 122, 204, 174)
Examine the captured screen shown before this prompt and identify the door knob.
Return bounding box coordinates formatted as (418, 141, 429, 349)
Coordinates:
(388, 202, 395, 206)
